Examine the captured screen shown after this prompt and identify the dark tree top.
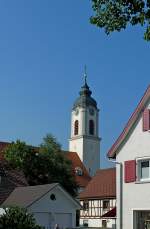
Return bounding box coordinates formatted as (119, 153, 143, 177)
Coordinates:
(90, 0, 150, 41)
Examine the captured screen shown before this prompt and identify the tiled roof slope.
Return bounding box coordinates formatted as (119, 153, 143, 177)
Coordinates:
(79, 168, 116, 199)
(64, 151, 91, 188)
(0, 142, 10, 156)
(0, 142, 28, 204)
(0, 160, 28, 204)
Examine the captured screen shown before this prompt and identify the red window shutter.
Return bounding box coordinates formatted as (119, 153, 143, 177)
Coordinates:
(143, 109, 150, 131)
(124, 160, 136, 183)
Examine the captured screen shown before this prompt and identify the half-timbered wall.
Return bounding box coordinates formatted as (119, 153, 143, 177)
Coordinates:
(80, 198, 116, 228)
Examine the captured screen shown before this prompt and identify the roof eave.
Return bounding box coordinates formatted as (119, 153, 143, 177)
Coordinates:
(107, 85, 150, 159)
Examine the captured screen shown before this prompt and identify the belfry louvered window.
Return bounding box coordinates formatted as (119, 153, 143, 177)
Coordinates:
(89, 120, 94, 135)
(74, 120, 79, 135)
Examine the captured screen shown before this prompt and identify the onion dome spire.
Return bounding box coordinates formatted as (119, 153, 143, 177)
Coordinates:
(73, 66, 97, 109)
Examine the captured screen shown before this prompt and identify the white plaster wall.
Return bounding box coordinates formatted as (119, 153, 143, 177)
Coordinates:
(28, 186, 78, 228)
(80, 218, 116, 228)
(116, 102, 150, 229)
(69, 137, 84, 161)
(83, 137, 100, 176)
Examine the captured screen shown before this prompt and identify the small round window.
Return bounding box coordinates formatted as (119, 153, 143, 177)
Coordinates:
(50, 194, 56, 201)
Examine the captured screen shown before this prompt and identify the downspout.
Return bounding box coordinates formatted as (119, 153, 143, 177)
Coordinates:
(109, 159, 123, 229)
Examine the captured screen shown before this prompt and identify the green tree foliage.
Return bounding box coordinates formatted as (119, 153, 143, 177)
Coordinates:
(90, 0, 150, 40)
(0, 206, 43, 229)
(4, 140, 32, 169)
(4, 135, 78, 197)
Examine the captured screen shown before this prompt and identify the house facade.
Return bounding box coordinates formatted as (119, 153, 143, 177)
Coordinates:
(79, 168, 116, 228)
(108, 85, 150, 229)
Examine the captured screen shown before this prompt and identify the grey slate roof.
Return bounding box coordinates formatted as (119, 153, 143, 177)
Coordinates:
(2, 183, 58, 208)
(73, 83, 97, 110)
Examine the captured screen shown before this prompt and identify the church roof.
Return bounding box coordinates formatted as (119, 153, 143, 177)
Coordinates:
(79, 168, 116, 199)
(73, 82, 97, 110)
(64, 151, 91, 188)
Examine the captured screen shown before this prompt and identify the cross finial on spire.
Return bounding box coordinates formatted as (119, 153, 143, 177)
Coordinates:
(84, 65, 87, 84)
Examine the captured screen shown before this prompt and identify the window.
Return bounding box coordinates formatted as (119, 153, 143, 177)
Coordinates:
(83, 220, 88, 227)
(103, 200, 110, 210)
(138, 159, 150, 181)
(134, 210, 150, 229)
(75, 167, 83, 176)
(89, 120, 94, 135)
(102, 220, 107, 228)
(83, 200, 89, 210)
(74, 120, 79, 135)
(50, 194, 56, 201)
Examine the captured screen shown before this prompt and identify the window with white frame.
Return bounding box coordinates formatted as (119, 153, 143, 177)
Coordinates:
(103, 200, 110, 210)
(138, 159, 150, 181)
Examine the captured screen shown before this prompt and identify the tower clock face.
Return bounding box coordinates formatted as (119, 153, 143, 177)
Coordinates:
(89, 108, 94, 116)
(75, 109, 79, 115)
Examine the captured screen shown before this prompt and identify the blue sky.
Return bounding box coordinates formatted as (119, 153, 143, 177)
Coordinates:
(0, 0, 149, 168)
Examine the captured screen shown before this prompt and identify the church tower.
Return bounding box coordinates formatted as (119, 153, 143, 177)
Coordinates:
(69, 71, 100, 176)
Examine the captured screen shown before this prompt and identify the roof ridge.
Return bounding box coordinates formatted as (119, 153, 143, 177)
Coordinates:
(14, 183, 59, 190)
(96, 167, 115, 172)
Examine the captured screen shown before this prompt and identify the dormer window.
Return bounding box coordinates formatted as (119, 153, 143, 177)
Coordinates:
(89, 120, 94, 135)
(75, 167, 83, 176)
(74, 120, 79, 135)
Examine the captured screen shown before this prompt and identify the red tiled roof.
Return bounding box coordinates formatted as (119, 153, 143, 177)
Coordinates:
(79, 168, 116, 199)
(102, 207, 116, 218)
(0, 142, 28, 204)
(108, 85, 150, 159)
(63, 151, 91, 188)
(0, 165, 28, 204)
(0, 142, 10, 159)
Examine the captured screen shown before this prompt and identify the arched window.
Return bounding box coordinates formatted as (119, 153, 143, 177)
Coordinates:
(74, 120, 79, 135)
(89, 120, 94, 135)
